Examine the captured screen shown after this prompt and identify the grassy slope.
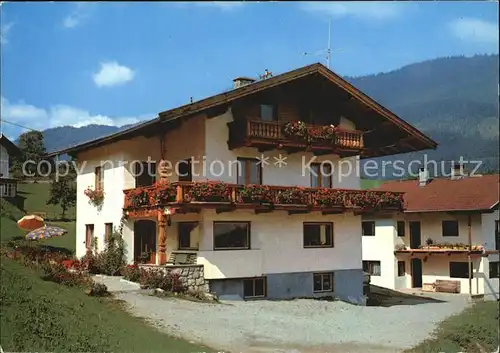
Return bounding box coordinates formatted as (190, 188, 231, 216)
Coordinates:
(1, 183, 76, 251)
(1, 183, 212, 352)
(0, 258, 212, 352)
(405, 301, 499, 353)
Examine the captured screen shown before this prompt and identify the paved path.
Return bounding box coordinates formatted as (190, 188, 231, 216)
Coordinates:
(94, 276, 471, 353)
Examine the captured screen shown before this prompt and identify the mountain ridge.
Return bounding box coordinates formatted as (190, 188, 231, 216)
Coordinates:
(30, 54, 499, 172)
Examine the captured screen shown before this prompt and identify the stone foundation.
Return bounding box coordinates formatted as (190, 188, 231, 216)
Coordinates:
(139, 264, 209, 293)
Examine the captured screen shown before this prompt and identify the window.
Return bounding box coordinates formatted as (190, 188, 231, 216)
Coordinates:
(213, 222, 250, 250)
(363, 261, 381, 276)
(397, 221, 405, 237)
(178, 158, 192, 182)
(135, 162, 156, 187)
(95, 166, 103, 190)
(397, 261, 406, 277)
(85, 224, 94, 250)
(104, 223, 113, 242)
(260, 104, 276, 122)
(243, 277, 266, 298)
(442, 220, 459, 237)
(489, 262, 499, 279)
(310, 163, 332, 188)
(362, 221, 375, 236)
(313, 272, 334, 293)
(303, 222, 334, 248)
(495, 220, 499, 251)
(237, 158, 262, 185)
(178, 222, 199, 250)
(449, 261, 471, 279)
(0, 183, 16, 197)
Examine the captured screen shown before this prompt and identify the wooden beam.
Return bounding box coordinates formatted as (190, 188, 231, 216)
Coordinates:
(157, 212, 167, 265)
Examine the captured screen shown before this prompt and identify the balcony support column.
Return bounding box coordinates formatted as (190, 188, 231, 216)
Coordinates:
(157, 211, 167, 265)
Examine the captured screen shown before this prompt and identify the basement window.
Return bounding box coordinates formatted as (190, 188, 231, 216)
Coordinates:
(449, 261, 471, 279)
(313, 272, 334, 293)
(362, 221, 375, 236)
(442, 220, 459, 237)
(243, 277, 266, 299)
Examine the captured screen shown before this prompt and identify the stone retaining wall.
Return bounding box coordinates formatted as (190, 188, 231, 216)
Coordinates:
(139, 264, 209, 293)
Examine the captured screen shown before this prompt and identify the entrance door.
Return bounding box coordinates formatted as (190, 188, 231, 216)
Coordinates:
(409, 221, 421, 249)
(411, 258, 423, 288)
(134, 220, 157, 264)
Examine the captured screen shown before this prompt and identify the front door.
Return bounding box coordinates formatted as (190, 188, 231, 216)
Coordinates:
(411, 258, 423, 288)
(409, 221, 421, 249)
(134, 220, 157, 264)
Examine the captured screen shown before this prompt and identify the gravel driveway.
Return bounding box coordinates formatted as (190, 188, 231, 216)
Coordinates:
(95, 276, 470, 353)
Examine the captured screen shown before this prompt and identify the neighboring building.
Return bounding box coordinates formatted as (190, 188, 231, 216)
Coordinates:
(0, 133, 21, 198)
(363, 168, 499, 300)
(48, 63, 436, 302)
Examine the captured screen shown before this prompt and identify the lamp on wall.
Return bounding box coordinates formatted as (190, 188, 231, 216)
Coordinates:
(164, 207, 173, 226)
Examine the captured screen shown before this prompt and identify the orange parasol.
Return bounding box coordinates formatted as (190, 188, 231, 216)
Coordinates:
(17, 214, 45, 231)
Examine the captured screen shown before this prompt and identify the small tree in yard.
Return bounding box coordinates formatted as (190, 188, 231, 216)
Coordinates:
(47, 163, 76, 220)
(12, 131, 47, 179)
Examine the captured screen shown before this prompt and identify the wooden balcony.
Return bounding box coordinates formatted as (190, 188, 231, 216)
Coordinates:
(227, 119, 364, 155)
(394, 245, 485, 259)
(123, 181, 404, 217)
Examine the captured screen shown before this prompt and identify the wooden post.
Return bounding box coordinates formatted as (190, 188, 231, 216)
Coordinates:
(157, 211, 167, 265)
(468, 214, 472, 297)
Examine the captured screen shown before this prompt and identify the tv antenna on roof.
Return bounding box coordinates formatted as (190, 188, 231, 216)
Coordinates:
(303, 17, 344, 69)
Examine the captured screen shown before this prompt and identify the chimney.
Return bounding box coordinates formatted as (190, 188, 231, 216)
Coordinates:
(233, 76, 256, 89)
(418, 167, 429, 187)
(450, 161, 466, 180)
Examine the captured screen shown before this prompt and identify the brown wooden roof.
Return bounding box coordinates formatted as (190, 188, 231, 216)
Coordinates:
(374, 174, 500, 212)
(46, 62, 437, 157)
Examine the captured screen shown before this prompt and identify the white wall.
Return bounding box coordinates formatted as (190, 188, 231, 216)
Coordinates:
(362, 218, 399, 288)
(0, 144, 9, 178)
(481, 210, 499, 299)
(75, 147, 127, 258)
(204, 109, 361, 189)
(197, 209, 362, 279)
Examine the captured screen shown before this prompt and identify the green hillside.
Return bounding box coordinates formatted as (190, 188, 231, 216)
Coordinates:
(1, 183, 76, 250)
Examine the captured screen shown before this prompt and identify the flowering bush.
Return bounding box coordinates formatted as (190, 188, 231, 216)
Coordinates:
(276, 187, 308, 204)
(187, 181, 231, 202)
(237, 184, 274, 204)
(283, 120, 307, 138)
(84, 186, 104, 209)
(148, 180, 177, 205)
(121, 263, 141, 282)
(126, 188, 150, 208)
(307, 125, 336, 141)
(312, 189, 346, 207)
(139, 268, 185, 293)
(348, 191, 404, 210)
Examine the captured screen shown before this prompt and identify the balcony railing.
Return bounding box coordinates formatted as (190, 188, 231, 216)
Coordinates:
(228, 119, 364, 151)
(123, 181, 404, 215)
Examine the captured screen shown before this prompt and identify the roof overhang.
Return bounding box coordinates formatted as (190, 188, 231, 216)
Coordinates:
(44, 63, 438, 158)
(0, 134, 21, 156)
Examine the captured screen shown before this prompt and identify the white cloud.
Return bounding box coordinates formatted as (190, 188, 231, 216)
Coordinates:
(448, 17, 499, 44)
(92, 61, 135, 87)
(62, 2, 92, 29)
(1, 96, 151, 132)
(1, 22, 14, 45)
(298, 1, 406, 21)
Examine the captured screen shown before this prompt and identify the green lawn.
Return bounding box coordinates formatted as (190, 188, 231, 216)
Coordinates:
(18, 182, 76, 220)
(0, 258, 212, 352)
(1, 187, 76, 252)
(405, 301, 499, 353)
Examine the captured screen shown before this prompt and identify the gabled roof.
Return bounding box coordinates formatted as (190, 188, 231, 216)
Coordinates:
(0, 133, 21, 156)
(374, 174, 500, 212)
(46, 62, 437, 157)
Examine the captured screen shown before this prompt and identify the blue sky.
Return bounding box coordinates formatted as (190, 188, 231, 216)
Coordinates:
(1, 1, 498, 139)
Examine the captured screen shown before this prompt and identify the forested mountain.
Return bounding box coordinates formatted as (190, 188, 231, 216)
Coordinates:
(36, 54, 498, 174)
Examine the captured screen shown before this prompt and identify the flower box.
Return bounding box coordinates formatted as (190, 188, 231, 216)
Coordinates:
(187, 181, 231, 203)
